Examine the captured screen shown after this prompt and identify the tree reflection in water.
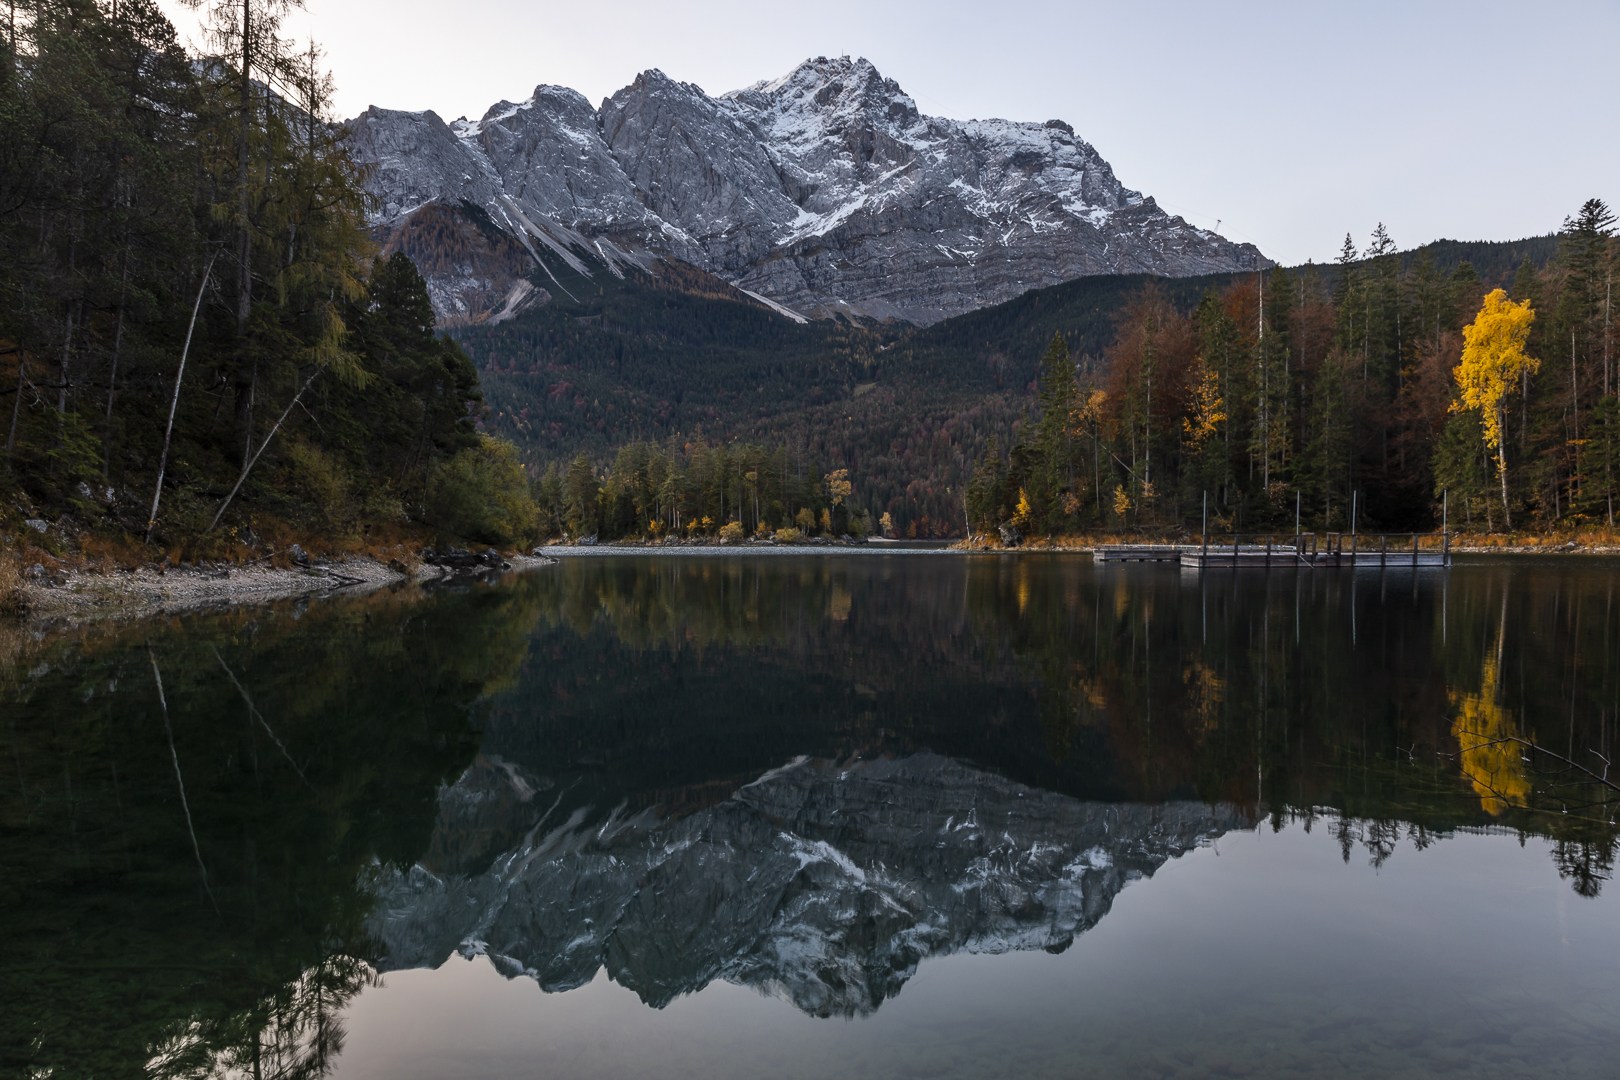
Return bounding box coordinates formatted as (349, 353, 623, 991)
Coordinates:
(2, 579, 541, 1078)
(4, 553, 1619, 1076)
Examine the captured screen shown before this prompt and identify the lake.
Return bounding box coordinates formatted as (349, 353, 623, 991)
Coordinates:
(5, 552, 1619, 1078)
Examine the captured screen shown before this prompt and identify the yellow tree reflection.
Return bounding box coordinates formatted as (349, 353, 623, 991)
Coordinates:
(1450, 652, 1531, 815)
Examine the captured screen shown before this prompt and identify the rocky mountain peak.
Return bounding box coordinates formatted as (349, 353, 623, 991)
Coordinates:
(736, 54, 912, 118)
(346, 56, 1268, 326)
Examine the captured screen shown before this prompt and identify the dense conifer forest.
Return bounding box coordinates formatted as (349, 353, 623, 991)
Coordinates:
(964, 212, 1614, 539)
(472, 221, 1603, 541)
(1, 0, 1608, 553)
(0, 0, 533, 566)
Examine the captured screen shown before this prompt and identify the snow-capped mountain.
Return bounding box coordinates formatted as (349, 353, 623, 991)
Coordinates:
(346, 57, 1266, 326)
(367, 752, 1243, 1017)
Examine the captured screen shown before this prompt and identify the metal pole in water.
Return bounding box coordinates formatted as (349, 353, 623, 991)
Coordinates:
(1295, 490, 1300, 539)
(1351, 491, 1359, 566)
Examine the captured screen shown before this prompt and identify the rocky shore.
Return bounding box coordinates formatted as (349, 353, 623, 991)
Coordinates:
(12, 548, 557, 625)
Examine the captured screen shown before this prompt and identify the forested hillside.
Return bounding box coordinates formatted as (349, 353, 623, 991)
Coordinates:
(1, 2, 1594, 551)
(465, 227, 1579, 538)
(0, 0, 531, 565)
(966, 214, 1615, 538)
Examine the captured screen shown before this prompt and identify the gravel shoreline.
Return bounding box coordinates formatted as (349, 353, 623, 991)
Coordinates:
(15, 553, 558, 625)
(16, 539, 1611, 625)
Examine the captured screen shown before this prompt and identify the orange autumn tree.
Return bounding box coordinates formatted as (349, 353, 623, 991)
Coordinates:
(1453, 289, 1539, 529)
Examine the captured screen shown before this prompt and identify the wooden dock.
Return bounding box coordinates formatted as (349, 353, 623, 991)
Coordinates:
(1094, 533, 1451, 569)
(1093, 545, 1195, 563)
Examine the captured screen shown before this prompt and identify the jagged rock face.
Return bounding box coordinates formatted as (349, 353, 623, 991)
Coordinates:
(368, 753, 1244, 1018)
(468, 86, 683, 255)
(373, 202, 544, 326)
(345, 105, 503, 223)
(345, 57, 1266, 326)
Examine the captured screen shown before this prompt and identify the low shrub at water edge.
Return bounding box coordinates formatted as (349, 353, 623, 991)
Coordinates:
(425, 436, 539, 547)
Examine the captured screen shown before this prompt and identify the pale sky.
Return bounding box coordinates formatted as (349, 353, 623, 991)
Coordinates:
(157, 0, 1618, 266)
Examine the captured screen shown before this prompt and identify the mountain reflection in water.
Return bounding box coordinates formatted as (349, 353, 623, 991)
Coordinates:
(375, 752, 1241, 1017)
(4, 553, 1620, 1078)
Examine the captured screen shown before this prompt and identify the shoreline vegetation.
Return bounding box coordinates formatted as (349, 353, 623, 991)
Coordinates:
(953, 530, 1620, 555)
(509, 206, 1618, 551)
(951, 213, 1618, 547)
(5, 521, 1616, 628)
(3, 2, 1616, 629)
(1, 1, 544, 617)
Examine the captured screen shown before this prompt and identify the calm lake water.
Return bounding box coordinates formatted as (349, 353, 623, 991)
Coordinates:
(5, 552, 1620, 1078)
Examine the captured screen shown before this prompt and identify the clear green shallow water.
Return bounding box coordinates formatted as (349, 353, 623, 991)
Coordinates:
(6, 553, 1620, 1078)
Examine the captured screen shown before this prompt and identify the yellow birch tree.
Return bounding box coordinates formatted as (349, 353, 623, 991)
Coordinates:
(1453, 289, 1539, 529)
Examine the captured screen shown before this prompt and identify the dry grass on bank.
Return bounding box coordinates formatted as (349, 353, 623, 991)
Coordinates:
(0, 551, 26, 616)
(1448, 526, 1620, 551)
(1, 511, 451, 580)
(956, 530, 1193, 552)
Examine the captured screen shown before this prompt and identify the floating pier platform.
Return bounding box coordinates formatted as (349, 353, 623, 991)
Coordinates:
(1094, 533, 1451, 569)
(1093, 545, 1196, 563)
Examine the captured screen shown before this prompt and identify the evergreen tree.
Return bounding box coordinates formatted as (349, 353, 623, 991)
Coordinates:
(0, 0, 501, 549)
(1588, 394, 1619, 525)
(1193, 292, 1241, 509)
(562, 452, 599, 538)
(966, 434, 1006, 533)
(535, 461, 563, 537)
(1433, 411, 1494, 531)
(1032, 332, 1079, 530)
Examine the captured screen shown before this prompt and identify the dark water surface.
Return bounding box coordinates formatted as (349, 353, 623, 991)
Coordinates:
(5, 553, 1620, 1078)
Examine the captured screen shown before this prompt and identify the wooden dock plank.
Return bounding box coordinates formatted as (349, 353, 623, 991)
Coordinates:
(1089, 537, 1451, 569)
(1093, 535, 1450, 569)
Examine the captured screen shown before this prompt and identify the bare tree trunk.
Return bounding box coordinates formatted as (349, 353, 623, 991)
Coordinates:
(57, 311, 72, 415)
(208, 365, 321, 532)
(149, 648, 219, 914)
(1498, 412, 1512, 531)
(146, 254, 217, 540)
(1571, 330, 1580, 509)
(233, 0, 255, 424)
(6, 349, 24, 455)
(103, 247, 131, 478)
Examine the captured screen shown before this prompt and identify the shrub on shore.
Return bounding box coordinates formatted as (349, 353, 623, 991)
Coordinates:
(425, 436, 539, 547)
